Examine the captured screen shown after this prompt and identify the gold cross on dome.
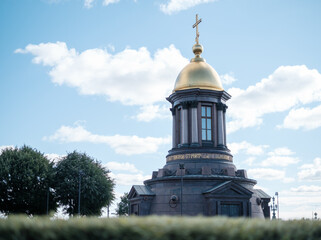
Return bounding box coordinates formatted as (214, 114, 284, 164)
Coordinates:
(192, 14, 202, 44)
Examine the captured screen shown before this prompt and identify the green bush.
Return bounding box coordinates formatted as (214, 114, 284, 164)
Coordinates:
(0, 216, 320, 240)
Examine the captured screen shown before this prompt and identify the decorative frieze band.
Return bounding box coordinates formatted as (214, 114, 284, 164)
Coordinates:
(166, 153, 233, 162)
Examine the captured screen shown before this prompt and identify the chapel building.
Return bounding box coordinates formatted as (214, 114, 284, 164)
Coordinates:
(128, 16, 271, 218)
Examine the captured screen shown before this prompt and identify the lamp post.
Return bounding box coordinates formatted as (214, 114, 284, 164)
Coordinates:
(275, 192, 279, 219)
(271, 196, 278, 220)
(179, 163, 185, 216)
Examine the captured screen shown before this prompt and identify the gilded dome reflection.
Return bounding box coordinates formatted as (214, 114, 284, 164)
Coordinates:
(173, 44, 223, 92)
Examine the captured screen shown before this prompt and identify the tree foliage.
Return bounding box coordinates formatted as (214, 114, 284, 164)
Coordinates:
(55, 151, 114, 216)
(0, 145, 57, 216)
(115, 193, 129, 216)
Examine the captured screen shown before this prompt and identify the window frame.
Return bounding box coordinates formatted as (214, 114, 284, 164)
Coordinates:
(201, 105, 213, 142)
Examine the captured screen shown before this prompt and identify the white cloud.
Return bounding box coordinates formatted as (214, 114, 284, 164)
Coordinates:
(103, 0, 120, 6)
(16, 42, 187, 106)
(43, 124, 171, 155)
(247, 168, 294, 183)
(134, 104, 171, 122)
(227, 65, 321, 133)
(243, 157, 256, 166)
(45, 153, 65, 163)
(291, 185, 321, 192)
(110, 172, 150, 186)
(220, 73, 236, 86)
(16, 42, 188, 121)
(268, 147, 294, 156)
(83, 0, 120, 8)
(84, 0, 95, 8)
(15, 42, 73, 65)
(261, 156, 299, 167)
(298, 158, 321, 181)
(261, 147, 299, 167)
(0, 145, 14, 154)
(104, 162, 141, 173)
(229, 141, 269, 156)
(160, 0, 217, 14)
(278, 104, 321, 130)
(230, 144, 299, 167)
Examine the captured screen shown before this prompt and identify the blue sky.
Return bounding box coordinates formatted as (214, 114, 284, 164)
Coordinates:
(1, 0, 321, 219)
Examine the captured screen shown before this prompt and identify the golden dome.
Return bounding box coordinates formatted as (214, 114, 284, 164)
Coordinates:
(173, 44, 223, 92)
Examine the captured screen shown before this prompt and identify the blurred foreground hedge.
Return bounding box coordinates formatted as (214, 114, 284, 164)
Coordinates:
(0, 216, 320, 240)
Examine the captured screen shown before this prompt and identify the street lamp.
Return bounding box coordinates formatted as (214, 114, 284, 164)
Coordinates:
(179, 163, 185, 216)
(271, 196, 278, 220)
(275, 192, 279, 219)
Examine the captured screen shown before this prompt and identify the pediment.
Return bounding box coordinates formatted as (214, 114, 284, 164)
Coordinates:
(128, 185, 155, 199)
(203, 181, 253, 197)
(128, 189, 137, 199)
(224, 189, 241, 195)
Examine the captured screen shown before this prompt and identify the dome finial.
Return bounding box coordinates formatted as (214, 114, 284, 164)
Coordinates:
(172, 14, 224, 93)
(192, 14, 203, 59)
(193, 14, 202, 45)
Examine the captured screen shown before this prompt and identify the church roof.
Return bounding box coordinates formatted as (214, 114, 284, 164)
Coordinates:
(255, 189, 271, 199)
(132, 185, 155, 196)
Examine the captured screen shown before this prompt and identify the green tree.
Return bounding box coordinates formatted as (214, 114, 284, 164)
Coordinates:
(115, 192, 129, 216)
(0, 145, 57, 216)
(55, 151, 114, 216)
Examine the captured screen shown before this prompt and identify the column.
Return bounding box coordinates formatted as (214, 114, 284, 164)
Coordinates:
(216, 103, 225, 147)
(223, 106, 227, 146)
(171, 108, 176, 148)
(180, 102, 189, 147)
(190, 101, 199, 147)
